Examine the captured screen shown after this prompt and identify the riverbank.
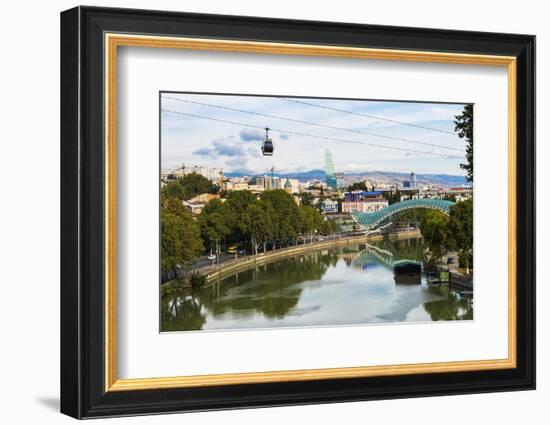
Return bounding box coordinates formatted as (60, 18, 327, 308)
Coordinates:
(161, 232, 474, 331)
(195, 230, 421, 286)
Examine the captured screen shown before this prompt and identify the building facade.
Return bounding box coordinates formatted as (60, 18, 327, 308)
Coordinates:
(341, 191, 389, 213)
(321, 199, 339, 214)
(325, 149, 337, 190)
(335, 172, 345, 189)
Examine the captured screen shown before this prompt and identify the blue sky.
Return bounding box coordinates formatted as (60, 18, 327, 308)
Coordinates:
(161, 93, 468, 176)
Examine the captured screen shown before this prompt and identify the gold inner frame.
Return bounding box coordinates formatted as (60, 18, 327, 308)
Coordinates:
(104, 33, 517, 392)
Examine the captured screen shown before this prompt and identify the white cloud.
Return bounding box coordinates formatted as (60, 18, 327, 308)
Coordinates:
(161, 93, 468, 175)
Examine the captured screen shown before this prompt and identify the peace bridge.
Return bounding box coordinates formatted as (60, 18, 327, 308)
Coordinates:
(350, 198, 455, 231)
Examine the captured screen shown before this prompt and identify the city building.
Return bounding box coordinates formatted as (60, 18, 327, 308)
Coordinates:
(181, 200, 205, 216)
(321, 199, 339, 214)
(161, 165, 224, 184)
(247, 184, 265, 194)
(325, 149, 337, 190)
(303, 188, 323, 198)
(402, 172, 417, 189)
(255, 175, 266, 188)
(342, 191, 389, 213)
(284, 178, 292, 194)
(444, 186, 473, 201)
(335, 172, 345, 189)
(223, 178, 249, 192)
(267, 176, 281, 190)
(184, 165, 224, 183)
(286, 178, 300, 194)
(254, 175, 300, 192)
(188, 193, 220, 203)
(256, 175, 281, 190)
(160, 170, 175, 181)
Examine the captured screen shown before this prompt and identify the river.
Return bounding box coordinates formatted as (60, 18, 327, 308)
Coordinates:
(161, 237, 473, 332)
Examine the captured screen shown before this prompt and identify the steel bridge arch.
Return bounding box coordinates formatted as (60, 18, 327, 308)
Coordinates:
(351, 198, 455, 230)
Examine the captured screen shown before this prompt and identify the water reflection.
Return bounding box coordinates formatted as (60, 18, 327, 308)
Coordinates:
(161, 238, 473, 332)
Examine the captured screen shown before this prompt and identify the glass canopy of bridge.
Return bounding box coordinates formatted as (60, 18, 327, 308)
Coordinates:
(350, 198, 455, 230)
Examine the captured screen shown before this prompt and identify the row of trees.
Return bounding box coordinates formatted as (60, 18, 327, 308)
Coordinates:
(160, 173, 336, 276)
(199, 189, 336, 259)
(420, 199, 473, 272)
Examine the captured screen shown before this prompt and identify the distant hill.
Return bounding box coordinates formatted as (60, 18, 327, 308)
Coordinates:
(225, 169, 469, 188)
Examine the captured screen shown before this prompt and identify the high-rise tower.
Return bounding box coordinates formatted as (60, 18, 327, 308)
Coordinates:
(325, 149, 337, 190)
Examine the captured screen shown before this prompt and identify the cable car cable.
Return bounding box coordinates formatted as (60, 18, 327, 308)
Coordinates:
(162, 95, 462, 152)
(161, 108, 463, 159)
(279, 97, 458, 135)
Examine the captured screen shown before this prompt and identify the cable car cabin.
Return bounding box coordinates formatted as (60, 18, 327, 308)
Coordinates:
(261, 127, 274, 156)
(262, 139, 273, 156)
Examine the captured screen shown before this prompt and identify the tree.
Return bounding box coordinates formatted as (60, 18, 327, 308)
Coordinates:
(299, 192, 315, 207)
(162, 173, 218, 201)
(321, 217, 337, 235)
(179, 172, 218, 199)
(160, 197, 203, 275)
(455, 105, 474, 182)
(447, 199, 473, 273)
(298, 205, 330, 242)
(298, 206, 316, 243)
(348, 181, 369, 192)
(224, 190, 256, 244)
(383, 190, 400, 205)
(420, 210, 450, 262)
(163, 181, 186, 200)
(394, 208, 429, 224)
(247, 200, 275, 255)
(198, 199, 230, 258)
(260, 190, 301, 246)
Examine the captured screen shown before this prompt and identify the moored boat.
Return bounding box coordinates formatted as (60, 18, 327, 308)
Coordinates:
(393, 260, 422, 275)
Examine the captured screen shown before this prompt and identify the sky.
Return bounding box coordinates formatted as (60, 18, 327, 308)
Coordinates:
(160, 92, 468, 176)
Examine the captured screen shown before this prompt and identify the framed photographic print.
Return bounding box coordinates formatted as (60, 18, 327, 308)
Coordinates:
(60, 6, 536, 419)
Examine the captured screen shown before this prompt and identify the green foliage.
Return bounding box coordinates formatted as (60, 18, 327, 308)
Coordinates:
(160, 197, 203, 274)
(298, 206, 318, 235)
(347, 181, 369, 192)
(160, 294, 206, 331)
(247, 200, 276, 254)
(163, 181, 186, 200)
(162, 172, 218, 200)
(458, 252, 473, 269)
(299, 192, 315, 206)
(394, 208, 429, 223)
(162, 186, 343, 276)
(447, 199, 473, 251)
(201, 189, 331, 253)
(180, 172, 218, 199)
(189, 271, 207, 288)
(321, 217, 337, 234)
(420, 210, 450, 261)
(383, 191, 400, 205)
(260, 189, 301, 241)
(419, 199, 473, 270)
(447, 199, 473, 269)
(198, 198, 230, 255)
(455, 105, 474, 182)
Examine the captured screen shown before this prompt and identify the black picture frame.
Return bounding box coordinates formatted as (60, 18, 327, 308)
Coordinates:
(61, 5, 535, 419)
